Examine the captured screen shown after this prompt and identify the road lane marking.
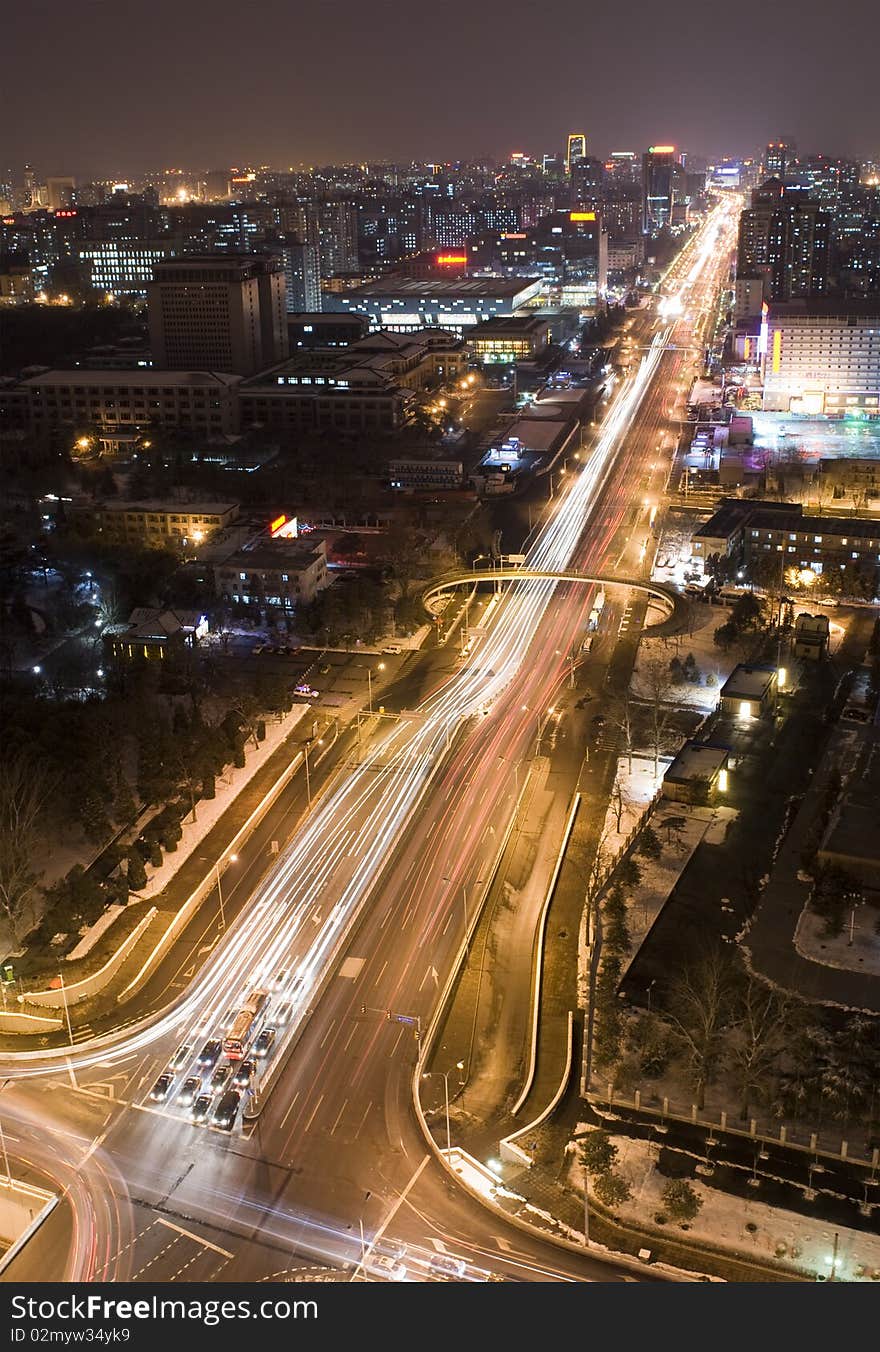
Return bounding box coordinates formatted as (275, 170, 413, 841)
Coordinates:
(374, 959, 388, 985)
(279, 1089, 301, 1130)
(319, 1018, 337, 1049)
(343, 1024, 358, 1051)
(355, 1100, 373, 1136)
(79, 1128, 109, 1167)
(330, 1099, 348, 1135)
(157, 1218, 234, 1260)
(302, 1092, 325, 1136)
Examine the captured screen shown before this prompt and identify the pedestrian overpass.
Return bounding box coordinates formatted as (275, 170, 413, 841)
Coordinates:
(423, 568, 689, 639)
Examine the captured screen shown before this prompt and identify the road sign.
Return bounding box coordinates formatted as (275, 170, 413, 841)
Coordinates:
(1, 963, 13, 983)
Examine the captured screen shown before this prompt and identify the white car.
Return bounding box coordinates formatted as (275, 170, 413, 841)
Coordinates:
(381, 645, 402, 655)
(366, 1254, 407, 1282)
(428, 1253, 466, 1280)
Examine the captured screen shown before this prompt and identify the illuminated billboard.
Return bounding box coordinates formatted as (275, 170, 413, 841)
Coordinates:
(569, 211, 596, 222)
(436, 253, 468, 266)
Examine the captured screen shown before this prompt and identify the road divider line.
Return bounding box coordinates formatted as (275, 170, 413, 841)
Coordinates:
(156, 1218, 233, 1260)
(510, 793, 581, 1117)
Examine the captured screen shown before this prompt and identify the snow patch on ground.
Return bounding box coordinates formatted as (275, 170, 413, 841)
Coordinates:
(133, 703, 309, 901)
(795, 901, 880, 977)
(571, 1126, 880, 1281)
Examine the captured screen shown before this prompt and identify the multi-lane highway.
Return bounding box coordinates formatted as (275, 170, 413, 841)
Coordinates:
(0, 197, 740, 1284)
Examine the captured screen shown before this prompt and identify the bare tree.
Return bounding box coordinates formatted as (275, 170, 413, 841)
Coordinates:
(665, 947, 737, 1109)
(639, 657, 675, 775)
(611, 779, 627, 833)
(726, 978, 796, 1121)
(0, 751, 55, 940)
(606, 694, 634, 774)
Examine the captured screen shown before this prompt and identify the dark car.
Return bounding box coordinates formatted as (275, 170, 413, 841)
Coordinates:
(198, 1039, 222, 1068)
(168, 1043, 192, 1072)
(233, 1059, 256, 1088)
(590, 713, 606, 728)
(178, 1076, 201, 1108)
(210, 1063, 232, 1092)
(253, 1027, 276, 1059)
(212, 1089, 241, 1131)
(191, 1094, 213, 1125)
(149, 1073, 174, 1103)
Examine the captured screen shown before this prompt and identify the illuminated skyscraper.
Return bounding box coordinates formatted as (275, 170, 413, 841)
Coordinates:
(642, 145, 678, 234)
(566, 133, 587, 174)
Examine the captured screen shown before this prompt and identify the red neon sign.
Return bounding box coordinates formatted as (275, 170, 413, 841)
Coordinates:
(436, 253, 467, 266)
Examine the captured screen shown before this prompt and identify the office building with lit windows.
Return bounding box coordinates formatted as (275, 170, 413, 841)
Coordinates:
(329, 275, 542, 334)
(762, 301, 880, 413)
(642, 145, 679, 234)
(148, 254, 288, 375)
(77, 239, 177, 298)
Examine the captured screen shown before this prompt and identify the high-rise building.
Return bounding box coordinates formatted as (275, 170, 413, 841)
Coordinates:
(737, 180, 831, 302)
(148, 254, 288, 375)
(313, 200, 359, 275)
(46, 177, 76, 211)
(566, 134, 587, 174)
(765, 141, 795, 179)
(269, 236, 321, 312)
(642, 145, 678, 234)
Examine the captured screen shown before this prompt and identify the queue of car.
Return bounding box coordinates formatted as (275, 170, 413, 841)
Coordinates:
(148, 1004, 280, 1130)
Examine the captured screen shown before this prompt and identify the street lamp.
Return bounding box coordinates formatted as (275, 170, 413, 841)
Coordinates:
(215, 853, 238, 932)
(366, 662, 385, 714)
(422, 1063, 465, 1153)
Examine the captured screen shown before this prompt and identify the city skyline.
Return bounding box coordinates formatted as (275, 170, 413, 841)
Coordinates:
(6, 0, 877, 175)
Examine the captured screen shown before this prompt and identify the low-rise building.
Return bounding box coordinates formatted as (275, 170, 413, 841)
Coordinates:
(83, 499, 239, 548)
(5, 369, 242, 441)
(762, 300, 880, 414)
(793, 612, 830, 660)
(718, 664, 777, 719)
(238, 329, 463, 436)
(662, 742, 730, 804)
(388, 459, 463, 491)
(215, 537, 329, 610)
(103, 607, 208, 661)
(328, 275, 543, 335)
(467, 315, 551, 364)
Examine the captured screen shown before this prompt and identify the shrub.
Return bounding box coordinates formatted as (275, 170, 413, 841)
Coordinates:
(593, 1172, 632, 1207)
(662, 1178, 702, 1224)
(126, 850, 147, 890)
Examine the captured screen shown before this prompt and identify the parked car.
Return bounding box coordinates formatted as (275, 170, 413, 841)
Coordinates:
(382, 645, 402, 655)
(366, 1254, 407, 1282)
(428, 1254, 467, 1280)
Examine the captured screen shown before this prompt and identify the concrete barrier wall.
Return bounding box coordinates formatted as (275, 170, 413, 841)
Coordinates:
(26, 907, 156, 1008)
(0, 1010, 62, 1034)
(0, 1179, 56, 1251)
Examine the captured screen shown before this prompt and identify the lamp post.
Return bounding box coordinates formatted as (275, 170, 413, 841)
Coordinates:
(215, 853, 238, 932)
(422, 1063, 464, 1153)
(0, 1080, 10, 1188)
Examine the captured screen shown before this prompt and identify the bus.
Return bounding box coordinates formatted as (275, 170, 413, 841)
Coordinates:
(222, 989, 269, 1059)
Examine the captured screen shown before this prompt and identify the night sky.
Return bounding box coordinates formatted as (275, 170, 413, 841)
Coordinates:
(8, 0, 879, 174)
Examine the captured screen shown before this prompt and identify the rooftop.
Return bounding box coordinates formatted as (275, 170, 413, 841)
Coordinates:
(339, 275, 540, 299)
(19, 369, 242, 389)
(664, 742, 730, 784)
(769, 299, 880, 322)
(468, 315, 551, 336)
(720, 663, 777, 700)
(693, 498, 800, 542)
